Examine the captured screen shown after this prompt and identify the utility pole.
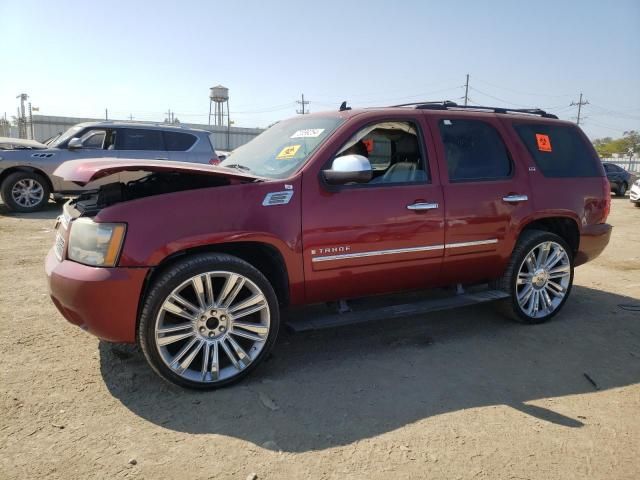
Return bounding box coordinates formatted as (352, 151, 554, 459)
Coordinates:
(105, 108, 108, 120)
(16, 93, 28, 139)
(28, 102, 33, 140)
(129, 113, 133, 120)
(570, 93, 589, 125)
(464, 74, 470, 106)
(296, 93, 309, 114)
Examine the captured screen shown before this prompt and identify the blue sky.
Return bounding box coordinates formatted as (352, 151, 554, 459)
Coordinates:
(1, 0, 639, 139)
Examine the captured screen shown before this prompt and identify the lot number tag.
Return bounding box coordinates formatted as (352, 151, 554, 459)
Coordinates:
(536, 134, 552, 152)
(291, 129, 325, 138)
(276, 144, 301, 159)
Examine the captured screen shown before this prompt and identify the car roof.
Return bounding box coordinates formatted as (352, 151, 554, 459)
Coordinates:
(72, 121, 210, 133)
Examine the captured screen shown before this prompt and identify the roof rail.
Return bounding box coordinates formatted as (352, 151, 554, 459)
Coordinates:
(390, 100, 558, 119)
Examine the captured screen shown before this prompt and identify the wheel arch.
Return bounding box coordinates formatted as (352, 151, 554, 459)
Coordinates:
(517, 216, 580, 255)
(137, 241, 291, 329)
(0, 166, 55, 193)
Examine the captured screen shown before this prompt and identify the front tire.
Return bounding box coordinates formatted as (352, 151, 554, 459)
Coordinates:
(0, 171, 51, 212)
(139, 253, 280, 390)
(493, 230, 574, 324)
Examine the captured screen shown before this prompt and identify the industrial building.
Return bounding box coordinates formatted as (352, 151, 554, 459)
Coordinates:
(16, 115, 263, 151)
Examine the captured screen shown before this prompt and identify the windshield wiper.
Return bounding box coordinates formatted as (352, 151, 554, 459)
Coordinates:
(222, 163, 253, 173)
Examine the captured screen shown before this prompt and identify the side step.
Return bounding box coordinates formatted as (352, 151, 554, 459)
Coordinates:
(286, 289, 509, 332)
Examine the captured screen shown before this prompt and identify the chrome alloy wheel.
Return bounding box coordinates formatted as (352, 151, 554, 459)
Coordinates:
(11, 178, 44, 207)
(154, 271, 270, 384)
(516, 241, 571, 319)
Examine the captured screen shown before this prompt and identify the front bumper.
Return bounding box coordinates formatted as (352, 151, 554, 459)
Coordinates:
(45, 249, 149, 343)
(630, 184, 640, 203)
(575, 223, 612, 267)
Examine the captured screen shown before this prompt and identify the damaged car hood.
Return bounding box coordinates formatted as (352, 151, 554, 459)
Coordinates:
(53, 158, 267, 186)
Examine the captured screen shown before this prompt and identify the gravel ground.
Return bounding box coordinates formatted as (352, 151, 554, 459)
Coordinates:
(1, 197, 639, 480)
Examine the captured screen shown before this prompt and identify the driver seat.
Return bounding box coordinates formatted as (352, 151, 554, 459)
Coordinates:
(379, 136, 424, 183)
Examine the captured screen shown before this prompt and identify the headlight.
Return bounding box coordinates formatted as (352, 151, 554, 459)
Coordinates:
(67, 218, 126, 267)
(635, 179, 640, 187)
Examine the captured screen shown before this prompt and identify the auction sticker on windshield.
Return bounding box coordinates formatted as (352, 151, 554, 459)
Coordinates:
(291, 129, 325, 138)
(276, 145, 301, 159)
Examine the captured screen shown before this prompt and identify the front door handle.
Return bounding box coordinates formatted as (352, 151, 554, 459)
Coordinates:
(502, 194, 528, 203)
(407, 202, 439, 211)
(154, 157, 169, 160)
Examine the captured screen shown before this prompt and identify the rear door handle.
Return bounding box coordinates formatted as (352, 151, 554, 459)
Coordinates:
(407, 202, 439, 211)
(502, 194, 528, 203)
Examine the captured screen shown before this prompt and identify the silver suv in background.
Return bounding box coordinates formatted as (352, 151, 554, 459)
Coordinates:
(0, 121, 220, 212)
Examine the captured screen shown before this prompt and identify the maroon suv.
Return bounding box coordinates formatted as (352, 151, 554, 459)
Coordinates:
(46, 102, 612, 389)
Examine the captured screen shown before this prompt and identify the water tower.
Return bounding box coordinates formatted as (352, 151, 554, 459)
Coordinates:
(209, 85, 229, 127)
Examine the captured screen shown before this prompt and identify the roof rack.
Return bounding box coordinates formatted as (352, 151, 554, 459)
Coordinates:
(390, 100, 558, 119)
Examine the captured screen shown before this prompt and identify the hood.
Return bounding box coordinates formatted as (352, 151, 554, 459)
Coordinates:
(0, 137, 48, 150)
(53, 158, 266, 186)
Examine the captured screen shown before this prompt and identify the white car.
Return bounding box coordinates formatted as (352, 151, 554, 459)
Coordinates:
(630, 179, 640, 207)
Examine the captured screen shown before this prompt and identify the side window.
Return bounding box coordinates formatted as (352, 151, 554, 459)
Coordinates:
(163, 131, 197, 151)
(335, 121, 428, 185)
(513, 123, 601, 178)
(80, 130, 106, 149)
(439, 119, 512, 182)
(603, 163, 612, 173)
(115, 128, 164, 151)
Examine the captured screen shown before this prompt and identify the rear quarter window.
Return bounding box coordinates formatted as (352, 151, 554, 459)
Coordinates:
(513, 123, 602, 177)
(163, 131, 197, 151)
(116, 128, 164, 151)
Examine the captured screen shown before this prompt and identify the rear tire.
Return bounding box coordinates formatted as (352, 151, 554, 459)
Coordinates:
(138, 253, 280, 390)
(492, 230, 574, 324)
(617, 183, 627, 196)
(0, 171, 51, 212)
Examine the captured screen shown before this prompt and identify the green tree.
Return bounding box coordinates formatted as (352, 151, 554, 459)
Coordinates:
(592, 131, 640, 158)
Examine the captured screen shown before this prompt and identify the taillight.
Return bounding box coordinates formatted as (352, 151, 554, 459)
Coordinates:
(209, 157, 220, 165)
(602, 176, 611, 222)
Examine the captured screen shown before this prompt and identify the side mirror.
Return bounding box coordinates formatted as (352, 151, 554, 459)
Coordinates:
(322, 154, 372, 185)
(67, 137, 82, 150)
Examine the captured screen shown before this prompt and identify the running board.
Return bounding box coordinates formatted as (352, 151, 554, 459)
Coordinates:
(286, 289, 509, 332)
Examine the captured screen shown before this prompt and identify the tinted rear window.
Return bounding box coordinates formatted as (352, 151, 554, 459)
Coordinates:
(514, 123, 601, 177)
(438, 119, 512, 182)
(163, 131, 197, 151)
(116, 128, 164, 150)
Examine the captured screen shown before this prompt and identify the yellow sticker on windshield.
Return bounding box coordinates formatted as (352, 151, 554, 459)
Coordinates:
(276, 144, 301, 159)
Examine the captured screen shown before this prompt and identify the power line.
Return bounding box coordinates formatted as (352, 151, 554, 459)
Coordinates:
(473, 77, 574, 98)
(468, 86, 533, 108)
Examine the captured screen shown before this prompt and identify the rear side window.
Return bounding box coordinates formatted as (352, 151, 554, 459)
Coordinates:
(163, 131, 197, 151)
(116, 128, 164, 150)
(514, 124, 601, 177)
(438, 119, 512, 182)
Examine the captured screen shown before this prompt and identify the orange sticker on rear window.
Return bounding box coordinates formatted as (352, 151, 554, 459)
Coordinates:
(536, 134, 552, 152)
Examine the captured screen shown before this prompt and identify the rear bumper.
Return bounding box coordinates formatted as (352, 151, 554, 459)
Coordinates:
(45, 249, 149, 343)
(575, 223, 612, 267)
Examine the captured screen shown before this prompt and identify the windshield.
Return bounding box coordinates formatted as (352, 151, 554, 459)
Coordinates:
(50, 125, 84, 148)
(220, 116, 344, 179)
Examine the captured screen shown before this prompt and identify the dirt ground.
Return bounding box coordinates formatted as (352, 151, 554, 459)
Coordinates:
(1, 197, 639, 480)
